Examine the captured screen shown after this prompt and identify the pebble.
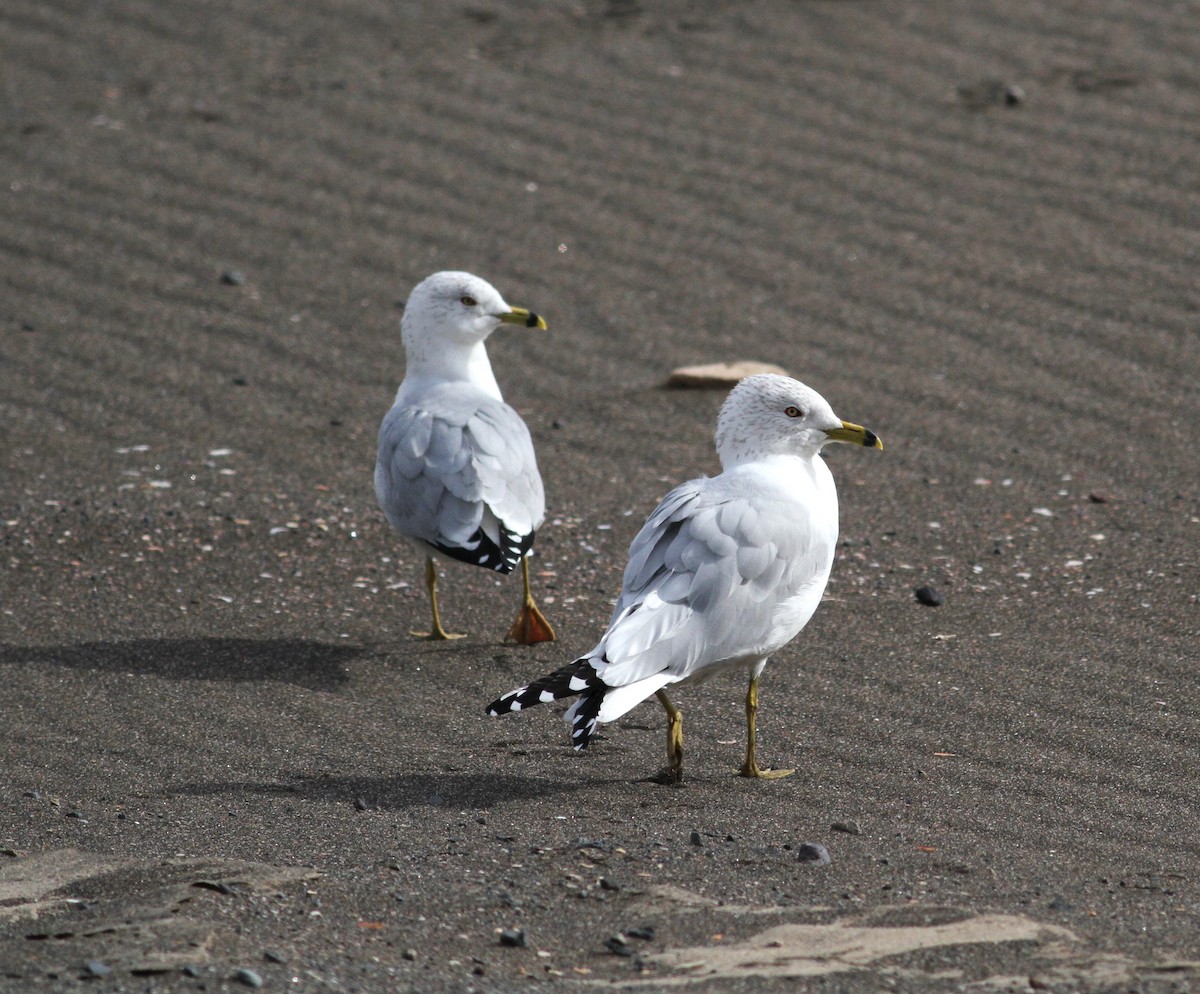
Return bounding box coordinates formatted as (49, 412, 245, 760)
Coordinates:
(235, 967, 264, 988)
(263, 950, 286, 964)
(85, 961, 111, 977)
(220, 270, 247, 286)
(606, 935, 634, 957)
(182, 965, 201, 977)
(498, 928, 527, 948)
(624, 926, 656, 941)
(956, 79, 1025, 108)
(831, 821, 861, 835)
(403, 948, 417, 961)
(353, 797, 369, 811)
(797, 843, 832, 865)
(915, 586, 945, 607)
(689, 830, 703, 847)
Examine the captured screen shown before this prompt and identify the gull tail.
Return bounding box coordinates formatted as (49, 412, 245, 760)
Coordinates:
(485, 658, 606, 751)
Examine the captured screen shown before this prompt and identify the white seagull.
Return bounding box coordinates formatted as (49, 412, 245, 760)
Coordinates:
(487, 373, 882, 778)
(375, 271, 556, 644)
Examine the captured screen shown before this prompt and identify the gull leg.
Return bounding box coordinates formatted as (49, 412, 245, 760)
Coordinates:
(739, 673, 794, 779)
(653, 690, 684, 783)
(410, 556, 466, 640)
(505, 557, 557, 644)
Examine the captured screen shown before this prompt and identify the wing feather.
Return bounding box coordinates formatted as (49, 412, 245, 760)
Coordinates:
(375, 383, 545, 564)
(586, 477, 836, 706)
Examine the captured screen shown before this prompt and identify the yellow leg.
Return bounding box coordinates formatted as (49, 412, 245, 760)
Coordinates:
(410, 557, 466, 640)
(505, 557, 557, 644)
(654, 690, 684, 782)
(739, 673, 794, 779)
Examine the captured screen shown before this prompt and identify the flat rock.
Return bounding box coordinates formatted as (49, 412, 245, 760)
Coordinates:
(667, 361, 790, 388)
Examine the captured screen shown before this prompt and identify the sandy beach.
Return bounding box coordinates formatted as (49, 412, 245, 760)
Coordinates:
(2, 1, 1198, 990)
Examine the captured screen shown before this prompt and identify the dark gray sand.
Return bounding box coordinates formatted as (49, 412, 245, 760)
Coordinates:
(2, 1, 1198, 991)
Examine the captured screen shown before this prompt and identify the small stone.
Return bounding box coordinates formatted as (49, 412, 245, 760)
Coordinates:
(598, 877, 620, 891)
(624, 926, 656, 941)
(220, 270, 246, 286)
(831, 821, 861, 835)
(956, 79, 1024, 109)
(915, 586, 944, 607)
(606, 935, 634, 957)
(402, 948, 417, 961)
(182, 965, 201, 977)
(797, 843, 832, 865)
(1088, 492, 1111, 504)
(353, 797, 369, 811)
(235, 967, 264, 988)
(689, 830, 703, 847)
(85, 961, 111, 977)
(498, 928, 527, 948)
(263, 950, 285, 964)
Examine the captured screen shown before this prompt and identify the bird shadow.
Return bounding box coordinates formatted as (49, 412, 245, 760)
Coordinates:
(170, 769, 610, 811)
(0, 637, 361, 691)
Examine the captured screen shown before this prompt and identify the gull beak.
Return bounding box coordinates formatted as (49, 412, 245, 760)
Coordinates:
(824, 420, 883, 450)
(499, 307, 548, 330)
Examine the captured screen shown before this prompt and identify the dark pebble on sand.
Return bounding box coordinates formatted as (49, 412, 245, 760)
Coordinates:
(606, 935, 634, 956)
(85, 961, 111, 977)
(797, 843, 831, 865)
(220, 270, 246, 286)
(182, 965, 201, 977)
(956, 79, 1024, 108)
(689, 830, 703, 846)
(235, 967, 264, 987)
(625, 926, 656, 941)
(354, 797, 369, 811)
(403, 948, 417, 961)
(915, 586, 944, 606)
(263, 950, 285, 964)
(498, 928, 526, 947)
(831, 821, 861, 835)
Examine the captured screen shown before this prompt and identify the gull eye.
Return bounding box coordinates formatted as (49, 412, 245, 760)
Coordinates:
(784, 406, 804, 418)
(460, 295, 478, 307)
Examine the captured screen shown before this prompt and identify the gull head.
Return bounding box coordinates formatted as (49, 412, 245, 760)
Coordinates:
(715, 373, 883, 467)
(401, 271, 546, 352)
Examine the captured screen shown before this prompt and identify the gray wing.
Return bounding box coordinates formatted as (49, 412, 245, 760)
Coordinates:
(374, 382, 545, 572)
(592, 479, 832, 687)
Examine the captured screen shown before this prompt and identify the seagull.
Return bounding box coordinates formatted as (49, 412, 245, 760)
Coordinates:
(486, 373, 882, 778)
(374, 271, 556, 644)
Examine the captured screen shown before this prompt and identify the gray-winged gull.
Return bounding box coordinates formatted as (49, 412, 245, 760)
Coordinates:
(375, 271, 556, 644)
(486, 373, 882, 777)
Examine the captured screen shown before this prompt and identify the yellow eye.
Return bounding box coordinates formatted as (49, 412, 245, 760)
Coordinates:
(460, 295, 478, 307)
(784, 406, 804, 418)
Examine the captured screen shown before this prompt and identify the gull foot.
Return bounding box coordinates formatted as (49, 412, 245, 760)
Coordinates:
(738, 764, 795, 780)
(409, 628, 467, 641)
(505, 604, 557, 645)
